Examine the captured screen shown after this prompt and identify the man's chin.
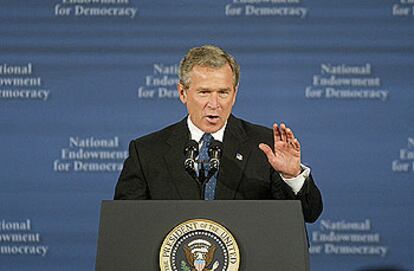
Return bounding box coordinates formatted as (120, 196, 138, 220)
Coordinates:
(201, 121, 224, 133)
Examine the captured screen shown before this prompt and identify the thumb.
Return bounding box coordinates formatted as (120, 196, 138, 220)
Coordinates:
(258, 143, 275, 160)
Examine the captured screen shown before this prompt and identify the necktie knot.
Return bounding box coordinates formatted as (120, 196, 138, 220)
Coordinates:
(199, 133, 212, 163)
(199, 133, 217, 200)
(198, 133, 217, 200)
(201, 133, 213, 145)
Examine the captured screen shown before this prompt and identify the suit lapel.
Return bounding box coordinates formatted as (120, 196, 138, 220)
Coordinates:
(164, 118, 202, 199)
(215, 115, 251, 199)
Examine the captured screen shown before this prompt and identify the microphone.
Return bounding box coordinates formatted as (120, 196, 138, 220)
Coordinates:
(206, 140, 223, 180)
(184, 140, 199, 179)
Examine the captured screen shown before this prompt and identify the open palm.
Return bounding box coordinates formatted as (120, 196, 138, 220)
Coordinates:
(259, 123, 301, 179)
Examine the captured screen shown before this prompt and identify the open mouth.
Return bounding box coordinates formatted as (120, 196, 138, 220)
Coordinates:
(206, 115, 220, 123)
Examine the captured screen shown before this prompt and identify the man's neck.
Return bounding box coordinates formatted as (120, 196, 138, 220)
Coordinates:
(187, 116, 226, 142)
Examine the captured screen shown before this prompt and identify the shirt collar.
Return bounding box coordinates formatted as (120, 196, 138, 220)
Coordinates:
(187, 116, 226, 143)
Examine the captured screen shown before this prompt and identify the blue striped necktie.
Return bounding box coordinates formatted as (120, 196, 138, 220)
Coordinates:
(198, 133, 217, 200)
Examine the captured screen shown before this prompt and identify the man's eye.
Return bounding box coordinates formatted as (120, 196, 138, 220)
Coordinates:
(219, 92, 230, 98)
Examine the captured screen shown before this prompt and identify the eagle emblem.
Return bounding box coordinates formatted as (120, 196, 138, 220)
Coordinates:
(183, 239, 219, 271)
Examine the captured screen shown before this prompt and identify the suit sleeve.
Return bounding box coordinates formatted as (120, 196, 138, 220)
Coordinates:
(272, 172, 323, 223)
(294, 175, 323, 223)
(114, 140, 150, 200)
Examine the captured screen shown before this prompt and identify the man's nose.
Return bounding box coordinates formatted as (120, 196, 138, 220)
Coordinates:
(207, 93, 219, 108)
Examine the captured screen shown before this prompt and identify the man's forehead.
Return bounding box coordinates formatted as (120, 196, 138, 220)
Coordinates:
(190, 64, 232, 74)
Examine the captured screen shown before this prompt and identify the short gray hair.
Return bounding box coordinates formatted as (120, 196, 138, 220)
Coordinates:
(179, 45, 240, 89)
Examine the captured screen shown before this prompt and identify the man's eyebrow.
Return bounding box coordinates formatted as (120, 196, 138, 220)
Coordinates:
(219, 88, 231, 91)
(196, 87, 232, 92)
(196, 88, 212, 92)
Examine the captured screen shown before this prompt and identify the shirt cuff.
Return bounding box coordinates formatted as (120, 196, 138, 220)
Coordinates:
(280, 164, 311, 195)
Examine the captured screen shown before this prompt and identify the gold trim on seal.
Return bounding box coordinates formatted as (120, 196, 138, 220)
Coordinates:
(159, 219, 240, 271)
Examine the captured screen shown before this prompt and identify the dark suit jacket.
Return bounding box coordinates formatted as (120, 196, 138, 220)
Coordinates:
(114, 115, 323, 223)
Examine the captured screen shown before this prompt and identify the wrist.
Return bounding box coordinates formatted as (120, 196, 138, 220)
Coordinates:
(282, 167, 302, 179)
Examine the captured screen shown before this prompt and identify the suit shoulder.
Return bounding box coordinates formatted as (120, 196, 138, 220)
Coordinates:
(237, 117, 272, 137)
(131, 120, 186, 145)
(228, 115, 273, 145)
(241, 119, 271, 134)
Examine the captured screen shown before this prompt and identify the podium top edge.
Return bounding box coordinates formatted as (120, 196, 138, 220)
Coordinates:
(100, 200, 301, 206)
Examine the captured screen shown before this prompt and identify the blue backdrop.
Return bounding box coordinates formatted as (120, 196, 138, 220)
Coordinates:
(1, 1, 413, 270)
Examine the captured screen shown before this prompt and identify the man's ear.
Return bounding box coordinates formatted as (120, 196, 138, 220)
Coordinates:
(232, 85, 238, 105)
(177, 83, 187, 104)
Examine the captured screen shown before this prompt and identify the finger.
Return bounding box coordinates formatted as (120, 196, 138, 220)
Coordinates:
(273, 123, 281, 142)
(259, 143, 275, 160)
(280, 122, 287, 142)
(292, 138, 301, 150)
(286, 127, 295, 143)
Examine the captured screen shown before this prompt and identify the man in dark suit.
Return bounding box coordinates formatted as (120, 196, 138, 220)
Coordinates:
(114, 45, 322, 223)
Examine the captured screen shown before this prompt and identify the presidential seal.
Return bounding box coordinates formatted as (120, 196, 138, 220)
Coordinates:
(159, 219, 240, 271)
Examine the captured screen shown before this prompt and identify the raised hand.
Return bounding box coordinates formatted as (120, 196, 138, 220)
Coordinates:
(259, 123, 302, 179)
